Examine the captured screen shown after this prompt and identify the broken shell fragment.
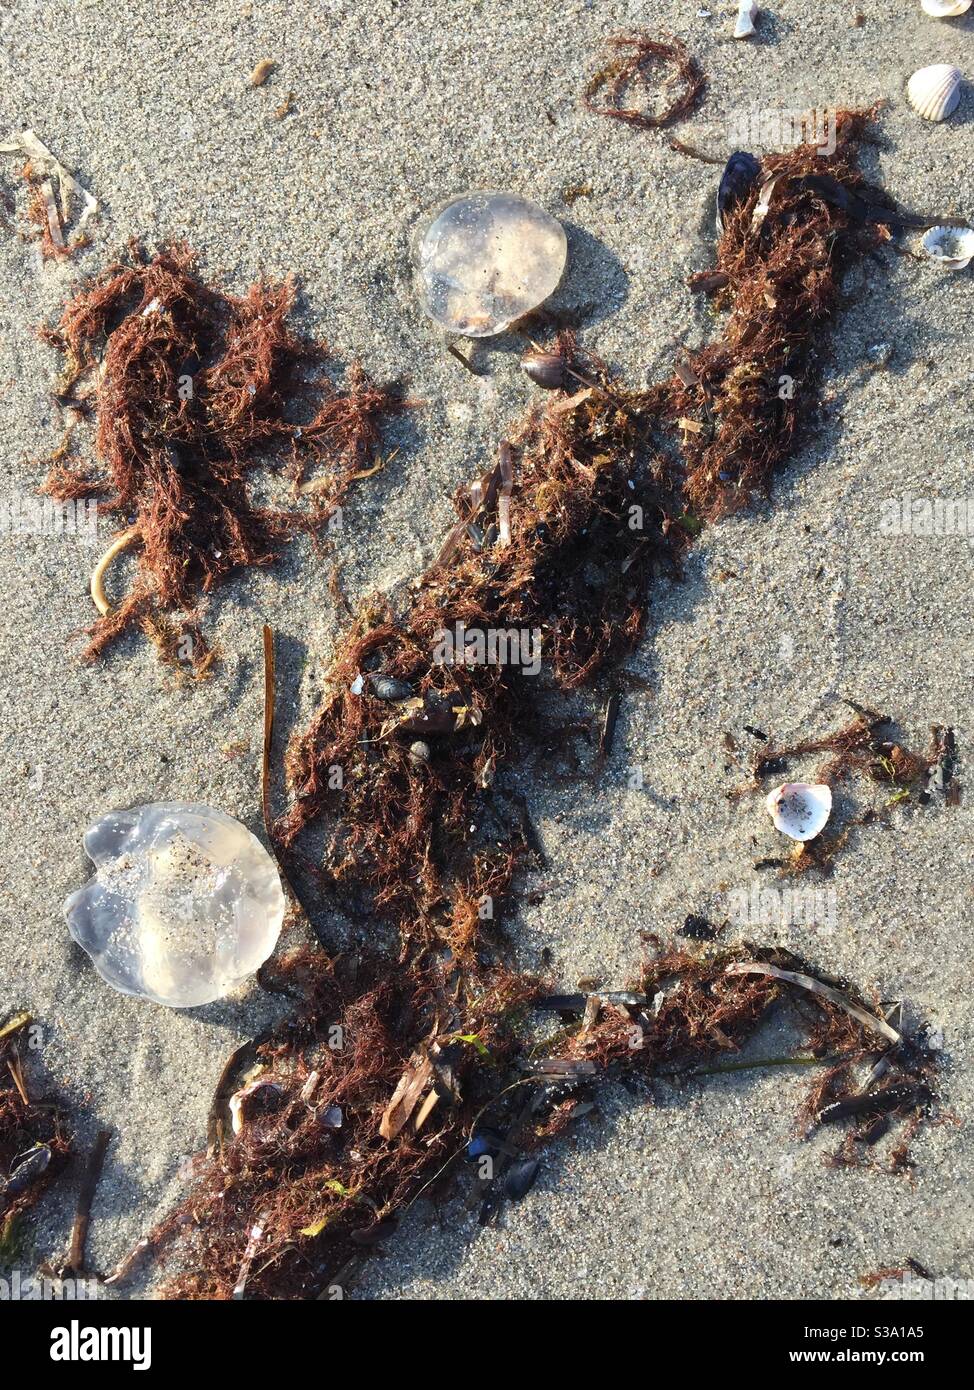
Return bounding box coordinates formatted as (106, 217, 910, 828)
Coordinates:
(370, 674, 414, 701)
(907, 64, 962, 121)
(229, 1079, 283, 1135)
(63, 803, 285, 1008)
(765, 782, 833, 842)
(734, 0, 758, 37)
(921, 224, 974, 269)
(415, 191, 568, 337)
(249, 59, 275, 87)
(920, 0, 971, 16)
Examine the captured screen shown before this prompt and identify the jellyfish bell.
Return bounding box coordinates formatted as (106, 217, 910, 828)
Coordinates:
(63, 802, 285, 1008)
(414, 191, 568, 338)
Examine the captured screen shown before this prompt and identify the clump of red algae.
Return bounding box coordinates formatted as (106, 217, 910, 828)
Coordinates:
(583, 34, 707, 130)
(98, 110, 944, 1299)
(645, 105, 894, 521)
(39, 242, 411, 673)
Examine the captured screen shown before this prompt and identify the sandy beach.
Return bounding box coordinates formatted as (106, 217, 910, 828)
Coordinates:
(1, 0, 972, 1301)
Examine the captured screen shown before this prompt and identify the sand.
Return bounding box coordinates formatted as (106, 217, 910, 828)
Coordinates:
(0, 0, 972, 1300)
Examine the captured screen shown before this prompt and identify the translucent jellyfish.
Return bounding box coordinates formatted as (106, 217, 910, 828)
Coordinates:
(415, 191, 568, 337)
(63, 802, 285, 1008)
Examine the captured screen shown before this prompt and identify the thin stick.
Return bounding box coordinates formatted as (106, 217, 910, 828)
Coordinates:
(262, 624, 275, 839)
(232, 1214, 267, 1300)
(6, 1053, 28, 1105)
(101, 1237, 149, 1287)
(595, 690, 621, 772)
(90, 524, 140, 615)
(668, 138, 724, 165)
(66, 1128, 111, 1275)
(446, 341, 484, 376)
(726, 962, 902, 1044)
(687, 1054, 836, 1079)
(258, 624, 322, 944)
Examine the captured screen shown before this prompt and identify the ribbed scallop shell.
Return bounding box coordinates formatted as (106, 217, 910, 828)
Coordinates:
(907, 64, 962, 121)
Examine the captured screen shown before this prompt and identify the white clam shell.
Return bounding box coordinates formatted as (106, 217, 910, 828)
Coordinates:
(765, 782, 833, 842)
(921, 1, 971, 17)
(922, 224, 974, 269)
(734, 0, 758, 37)
(907, 64, 963, 121)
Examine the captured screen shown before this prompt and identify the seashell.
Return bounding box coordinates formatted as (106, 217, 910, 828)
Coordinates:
(2, 1143, 52, 1197)
(734, 0, 758, 38)
(907, 64, 962, 121)
(520, 349, 567, 390)
(922, 224, 974, 269)
(369, 674, 414, 701)
(229, 1079, 283, 1135)
(350, 1216, 398, 1246)
(504, 1157, 541, 1201)
(867, 342, 894, 369)
(921, 0, 971, 16)
(765, 782, 833, 842)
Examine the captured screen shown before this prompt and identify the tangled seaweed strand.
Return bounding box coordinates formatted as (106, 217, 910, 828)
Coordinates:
(276, 371, 677, 948)
(110, 112, 942, 1299)
(138, 938, 938, 1300)
(133, 949, 538, 1299)
(584, 34, 707, 130)
(40, 243, 410, 672)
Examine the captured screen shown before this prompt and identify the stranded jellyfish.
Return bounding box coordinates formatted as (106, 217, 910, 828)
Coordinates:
(415, 191, 568, 337)
(63, 802, 285, 1008)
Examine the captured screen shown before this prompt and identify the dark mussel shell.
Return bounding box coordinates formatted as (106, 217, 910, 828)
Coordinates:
(716, 151, 762, 232)
(369, 674, 414, 701)
(503, 1157, 541, 1202)
(2, 1142, 52, 1197)
(520, 350, 567, 391)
